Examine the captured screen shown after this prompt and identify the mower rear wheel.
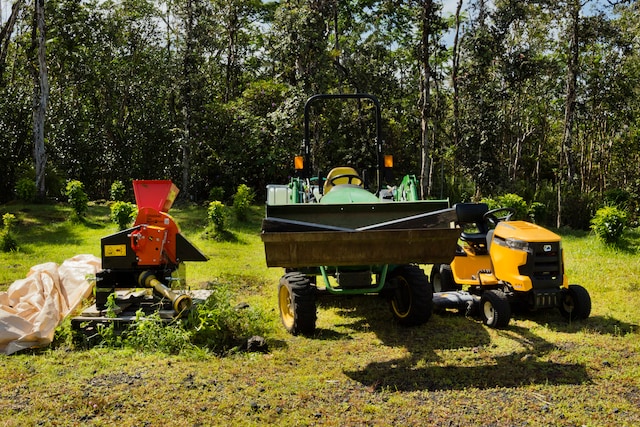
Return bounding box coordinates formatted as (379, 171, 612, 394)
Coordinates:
(480, 289, 511, 328)
(278, 272, 317, 336)
(430, 264, 461, 293)
(559, 284, 591, 321)
(388, 265, 433, 326)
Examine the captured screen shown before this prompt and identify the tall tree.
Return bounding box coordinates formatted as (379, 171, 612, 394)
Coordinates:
(417, 0, 441, 198)
(30, 0, 48, 200)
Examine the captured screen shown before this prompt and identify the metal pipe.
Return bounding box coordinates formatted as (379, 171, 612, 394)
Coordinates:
(138, 271, 192, 313)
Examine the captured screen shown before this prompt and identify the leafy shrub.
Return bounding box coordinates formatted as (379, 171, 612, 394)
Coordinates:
(15, 178, 37, 202)
(65, 180, 89, 218)
(110, 180, 126, 201)
(479, 197, 498, 210)
(591, 206, 628, 244)
(123, 311, 193, 354)
(209, 186, 225, 202)
(1, 213, 18, 252)
(233, 184, 255, 221)
(186, 283, 270, 353)
(110, 201, 137, 230)
(89, 284, 270, 354)
(496, 193, 528, 220)
(207, 200, 226, 232)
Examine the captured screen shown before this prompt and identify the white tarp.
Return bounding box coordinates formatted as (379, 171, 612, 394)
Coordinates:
(0, 254, 100, 355)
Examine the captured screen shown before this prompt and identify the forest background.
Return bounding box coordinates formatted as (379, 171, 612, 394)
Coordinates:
(0, 0, 638, 229)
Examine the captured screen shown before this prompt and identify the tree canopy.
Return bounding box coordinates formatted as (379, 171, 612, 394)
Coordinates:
(1, 0, 638, 228)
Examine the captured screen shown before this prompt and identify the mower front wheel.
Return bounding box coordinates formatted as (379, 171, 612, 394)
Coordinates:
(480, 289, 511, 328)
(388, 265, 433, 326)
(278, 272, 317, 336)
(559, 284, 591, 321)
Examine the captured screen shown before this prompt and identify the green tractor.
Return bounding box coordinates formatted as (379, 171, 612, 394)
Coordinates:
(261, 94, 461, 335)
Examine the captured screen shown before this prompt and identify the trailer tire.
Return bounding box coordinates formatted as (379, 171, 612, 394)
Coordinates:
(430, 264, 461, 293)
(559, 284, 591, 321)
(388, 265, 433, 326)
(278, 272, 316, 336)
(480, 289, 511, 328)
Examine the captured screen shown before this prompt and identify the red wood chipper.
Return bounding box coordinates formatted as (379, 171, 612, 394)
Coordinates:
(73, 180, 208, 329)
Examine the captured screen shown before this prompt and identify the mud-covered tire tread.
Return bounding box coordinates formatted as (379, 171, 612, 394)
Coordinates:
(559, 284, 591, 321)
(388, 265, 433, 326)
(279, 272, 316, 336)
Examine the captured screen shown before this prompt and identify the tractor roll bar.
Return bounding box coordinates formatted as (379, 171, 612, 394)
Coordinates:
(303, 93, 383, 194)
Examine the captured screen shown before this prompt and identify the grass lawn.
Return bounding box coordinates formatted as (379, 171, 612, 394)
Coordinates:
(1, 202, 639, 426)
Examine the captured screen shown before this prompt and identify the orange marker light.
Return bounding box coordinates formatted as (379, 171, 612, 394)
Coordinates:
(294, 156, 304, 170)
(384, 155, 394, 168)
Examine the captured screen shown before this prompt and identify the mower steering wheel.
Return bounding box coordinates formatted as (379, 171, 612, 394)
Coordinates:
(328, 173, 361, 186)
(483, 207, 515, 227)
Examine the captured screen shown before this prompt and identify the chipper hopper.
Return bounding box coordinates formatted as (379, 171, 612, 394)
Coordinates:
(72, 180, 207, 330)
(261, 94, 461, 335)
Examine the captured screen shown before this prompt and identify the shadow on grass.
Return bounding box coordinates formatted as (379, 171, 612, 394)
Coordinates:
(319, 294, 590, 391)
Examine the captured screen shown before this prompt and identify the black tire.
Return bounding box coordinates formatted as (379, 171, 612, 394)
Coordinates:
(430, 264, 461, 293)
(559, 284, 591, 321)
(278, 272, 316, 335)
(388, 265, 433, 326)
(480, 289, 511, 328)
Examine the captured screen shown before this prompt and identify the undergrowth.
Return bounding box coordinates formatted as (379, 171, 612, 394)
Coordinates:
(79, 283, 272, 355)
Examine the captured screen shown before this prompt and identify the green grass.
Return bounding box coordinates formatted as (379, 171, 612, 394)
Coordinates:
(1, 202, 639, 426)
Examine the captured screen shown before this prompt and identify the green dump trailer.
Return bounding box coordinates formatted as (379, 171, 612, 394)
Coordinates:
(261, 94, 460, 335)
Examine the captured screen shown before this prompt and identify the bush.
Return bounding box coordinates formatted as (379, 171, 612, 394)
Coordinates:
(207, 201, 226, 232)
(591, 206, 628, 244)
(110, 201, 137, 230)
(65, 180, 89, 218)
(496, 193, 528, 220)
(186, 283, 270, 353)
(233, 184, 255, 221)
(15, 178, 37, 202)
(1, 213, 18, 252)
(110, 180, 127, 201)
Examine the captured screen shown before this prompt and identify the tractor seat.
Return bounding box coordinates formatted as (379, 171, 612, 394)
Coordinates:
(455, 203, 490, 252)
(323, 167, 363, 195)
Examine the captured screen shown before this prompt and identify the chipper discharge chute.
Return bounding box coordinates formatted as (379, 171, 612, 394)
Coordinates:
(72, 180, 208, 330)
(261, 93, 461, 335)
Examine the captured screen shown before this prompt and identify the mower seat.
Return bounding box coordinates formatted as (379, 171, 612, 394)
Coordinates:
(455, 203, 490, 252)
(323, 167, 363, 195)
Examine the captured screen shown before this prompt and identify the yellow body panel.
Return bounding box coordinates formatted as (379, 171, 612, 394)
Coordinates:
(490, 242, 532, 291)
(450, 249, 499, 286)
(493, 221, 561, 242)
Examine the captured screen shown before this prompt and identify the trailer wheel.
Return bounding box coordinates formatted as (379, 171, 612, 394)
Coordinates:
(388, 265, 433, 326)
(278, 272, 316, 336)
(480, 289, 511, 328)
(430, 264, 461, 293)
(559, 284, 591, 321)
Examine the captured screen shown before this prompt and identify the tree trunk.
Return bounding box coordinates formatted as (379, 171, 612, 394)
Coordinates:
(0, 0, 25, 82)
(557, 0, 581, 226)
(181, 0, 194, 199)
(419, 0, 435, 199)
(32, 0, 48, 200)
(451, 0, 463, 150)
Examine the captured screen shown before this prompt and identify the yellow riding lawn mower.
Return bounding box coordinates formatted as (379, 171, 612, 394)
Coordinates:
(431, 203, 591, 328)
